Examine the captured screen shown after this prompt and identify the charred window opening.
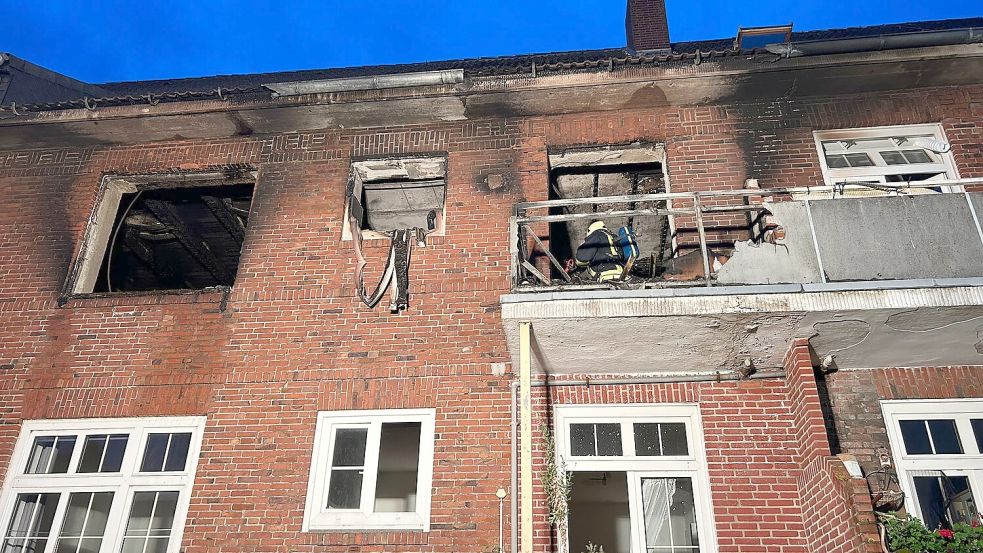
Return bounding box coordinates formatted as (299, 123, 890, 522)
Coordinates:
(345, 156, 447, 240)
(546, 145, 671, 281)
(69, 169, 255, 295)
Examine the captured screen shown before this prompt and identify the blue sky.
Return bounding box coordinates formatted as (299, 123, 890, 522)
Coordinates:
(3, 1, 980, 83)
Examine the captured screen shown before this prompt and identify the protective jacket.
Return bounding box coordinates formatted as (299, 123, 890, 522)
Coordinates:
(575, 226, 625, 282)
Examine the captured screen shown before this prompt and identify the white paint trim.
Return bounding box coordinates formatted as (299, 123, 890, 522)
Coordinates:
(813, 123, 961, 188)
(554, 404, 718, 553)
(0, 416, 206, 553)
(881, 399, 983, 525)
(303, 409, 436, 532)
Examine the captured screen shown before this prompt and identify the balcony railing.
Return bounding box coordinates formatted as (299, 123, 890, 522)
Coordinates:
(509, 178, 983, 291)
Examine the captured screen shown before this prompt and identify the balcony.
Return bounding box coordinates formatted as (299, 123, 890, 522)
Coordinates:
(501, 180, 983, 376)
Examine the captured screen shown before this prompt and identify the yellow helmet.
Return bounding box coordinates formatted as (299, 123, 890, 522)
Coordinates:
(587, 220, 606, 233)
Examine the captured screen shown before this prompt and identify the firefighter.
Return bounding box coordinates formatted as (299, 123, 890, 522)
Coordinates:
(573, 220, 625, 282)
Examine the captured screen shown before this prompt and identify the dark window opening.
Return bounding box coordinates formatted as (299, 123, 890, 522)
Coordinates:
(93, 183, 253, 293)
(547, 161, 669, 281)
(347, 157, 447, 238)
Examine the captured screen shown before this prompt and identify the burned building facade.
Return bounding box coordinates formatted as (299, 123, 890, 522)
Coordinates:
(1, 2, 983, 552)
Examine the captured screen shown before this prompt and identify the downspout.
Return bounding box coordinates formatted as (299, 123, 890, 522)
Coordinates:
(510, 382, 518, 553)
(519, 322, 533, 553)
(766, 27, 983, 57)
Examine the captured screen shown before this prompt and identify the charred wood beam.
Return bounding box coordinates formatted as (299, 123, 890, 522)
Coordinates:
(202, 196, 246, 245)
(122, 227, 187, 287)
(143, 199, 231, 283)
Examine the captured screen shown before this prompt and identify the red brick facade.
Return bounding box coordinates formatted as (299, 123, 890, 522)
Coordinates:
(1, 82, 982, 552)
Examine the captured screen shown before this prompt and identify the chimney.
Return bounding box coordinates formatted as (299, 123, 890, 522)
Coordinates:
(626, 0, 671, 54)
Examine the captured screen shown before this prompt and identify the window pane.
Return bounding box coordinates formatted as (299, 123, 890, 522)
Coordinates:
(900, 420, 932, 455)
(25, 436, 76, 474)
(660, 423, 688, 456)
(123, 491, 178, 553)
(374, 422, 421, 513)
(103, 435, 128, 472)
(642, 477, 700, 552)
(845, 153, 874, 167)
(3, 493, 59, 553)
(163, 433, 191, 472)
(56, 492, 113, 553)
(880, 151, 907, 165)
(327, 470, 363, 509)
(141, 434, 168, 472)
(971, 419, 983, 453)
(595, 424, 622, 456)
(331, 428, 367, 467)
(77, 435, 107, 473)
(825, 154, 849, 169)
(914, 476, 979, 529)
(902, 149, 933, 164)
(927, 420, 962, 454)
(634, 423, 662, 456)
(142, 433, 191, 472)
(570, 424, 596, 457)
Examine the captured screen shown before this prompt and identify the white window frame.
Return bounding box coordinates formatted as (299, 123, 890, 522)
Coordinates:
(554, 404, 718, 553)
(303, 409, 436, 532)
(813, 124, 960, 190)
(0, 416, 206, 553)
(882, 399, 983, 525)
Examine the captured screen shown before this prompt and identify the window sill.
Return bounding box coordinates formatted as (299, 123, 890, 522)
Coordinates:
(304, 512, 429, 533)
(59, 286, 231, 308)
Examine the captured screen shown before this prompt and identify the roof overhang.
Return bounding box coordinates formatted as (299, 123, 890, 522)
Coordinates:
(500, 279, 983, 376)
(0, 44, 980, 150)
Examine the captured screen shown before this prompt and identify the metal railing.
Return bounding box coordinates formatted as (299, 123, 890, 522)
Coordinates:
(509, 178, 983, 291)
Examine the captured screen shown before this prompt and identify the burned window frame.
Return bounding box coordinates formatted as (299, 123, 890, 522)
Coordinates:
(342, 155, 448, 241)
(554, 404, 718, 553)
(543, 143, 676, 281)
(303, 409, 436, 532)
(63, 167, 257, 297)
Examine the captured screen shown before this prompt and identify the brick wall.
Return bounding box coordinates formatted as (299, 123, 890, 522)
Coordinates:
(1, 83, 981, 552)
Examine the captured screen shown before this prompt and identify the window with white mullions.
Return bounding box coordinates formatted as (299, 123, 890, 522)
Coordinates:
(120, 491, 179, 553)
(140, 433, 191, 472)
(55, 492, 114, 553)
(883, 400, 983, 530)
(0, 418, 205, 553)
(812, 124, 960, 196)
(304, 410, 434, 531)
(2, 493, 59, 553)
(77, 435, 128, 474)
(557, 405, 717, 553)
(25, 437, 77, 475)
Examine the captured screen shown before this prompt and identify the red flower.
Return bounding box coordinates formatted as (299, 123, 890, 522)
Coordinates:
(937, 528, 955, 540)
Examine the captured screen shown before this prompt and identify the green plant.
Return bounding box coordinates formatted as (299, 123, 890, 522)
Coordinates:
(880, 513, 983, 552)
(541, 423, 572, 529)
(582, 542, 605, 553)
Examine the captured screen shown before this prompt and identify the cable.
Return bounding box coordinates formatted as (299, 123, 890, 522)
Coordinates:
(105, 190, 143, 292)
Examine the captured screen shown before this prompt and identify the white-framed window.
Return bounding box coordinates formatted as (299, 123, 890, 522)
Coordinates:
(303, 409, 436, 531)
(813, 124, 959, 192)
(555, 404, 717, 553)
(0, 417, 206, 553)
(882, 399, 983, 529)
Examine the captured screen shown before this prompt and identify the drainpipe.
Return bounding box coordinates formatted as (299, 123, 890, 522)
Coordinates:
(766, 28, 983, 57)
(510, 382, 518, 553)
(519, 322, 533, 553)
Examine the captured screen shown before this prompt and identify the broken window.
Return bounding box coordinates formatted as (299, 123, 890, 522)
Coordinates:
(344, 156, 447, 240)
(68, 168, 255, 295)
(883, 400, 983, 529)
(557, 405, 717, 553)
(304, 409, 435, 531)
(544, 144, 672, 283)
(813, 125, 958, 195)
